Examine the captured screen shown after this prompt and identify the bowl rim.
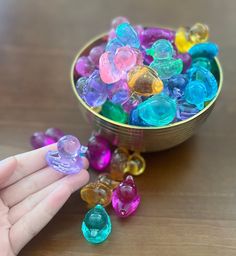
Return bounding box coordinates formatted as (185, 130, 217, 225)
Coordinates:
(70, 32, 223, 130)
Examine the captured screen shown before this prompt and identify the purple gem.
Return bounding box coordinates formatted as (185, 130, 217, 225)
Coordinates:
(175, 52, 192, 73)
(87, 135, 111, 172)
(176, 100, 200, 121)
(45, 128, 64, 141)
(107, 80, 130, 105)
(122, 94, 142, 113)
(112, 175, 140, 218)
(46, 135, 84, 174)
(140, 27, 176, 49)
(31, 132, 56, 149)
(88, 44, 105, 67)
(75, 56, 95, 77)
(76, 70, 108, 107)
(167, 74, 189, 100)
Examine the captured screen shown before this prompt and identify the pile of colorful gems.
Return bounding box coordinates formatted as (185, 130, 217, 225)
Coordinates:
(31, 128, 64, 149)
(74, 17, 219, 125)
(46, 134, 145, 244)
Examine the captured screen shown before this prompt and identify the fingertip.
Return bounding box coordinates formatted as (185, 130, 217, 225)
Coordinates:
(82, 157, 89, 170)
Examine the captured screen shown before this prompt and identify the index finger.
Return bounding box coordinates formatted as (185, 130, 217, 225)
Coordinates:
(0, 144, 57, 188)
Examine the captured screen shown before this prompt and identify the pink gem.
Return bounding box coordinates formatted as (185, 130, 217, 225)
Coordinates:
(112, 175, 140, 217)
(114, 46, 138, 72)
(111, 16, 129, 30)
(99, 52, 122, 84)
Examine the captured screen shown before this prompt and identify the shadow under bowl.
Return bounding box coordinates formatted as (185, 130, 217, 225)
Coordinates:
(70, 33, 223, 152)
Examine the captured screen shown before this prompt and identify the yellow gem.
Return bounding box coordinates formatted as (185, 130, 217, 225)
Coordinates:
(80, 182, 112, 207)
(127, 65, 163, 96)
(124, 152, 146, 176)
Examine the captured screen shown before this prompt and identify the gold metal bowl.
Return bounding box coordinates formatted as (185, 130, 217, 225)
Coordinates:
(70, 33, 223, 152)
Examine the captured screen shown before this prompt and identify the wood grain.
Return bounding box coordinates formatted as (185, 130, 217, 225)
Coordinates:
(0, 0, 235, 255)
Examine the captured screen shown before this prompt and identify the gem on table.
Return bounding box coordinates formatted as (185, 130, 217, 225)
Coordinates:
(97, 173, 120, 190)
(110, 147, 130, 181)
(45, 128, 64, 141)
(101, 100, 128, 123)
(184, 80, 207, 110)
(175, 23, 209, 53)
(107, 80, 130, 105)
(187, 66, 218, 101)
(137, 94, 177, 126)
(81, 204, 112, 244)
(76, 70, 108, 107)
(80, 182, 113, 207)
(139, 27, 176, 49)
(127, 65, 163, 96)
(125, 152, 146, 176)
(46, 135, 84, 174)
(188, 42, 219, 59)
(75, 56, 95, 77)
(86, 135, 112, 172)
(112, 175, 141, 217)
(31, 128, 64, 149)
(167, 74, 189, 100)
(31, 132, 56, 149)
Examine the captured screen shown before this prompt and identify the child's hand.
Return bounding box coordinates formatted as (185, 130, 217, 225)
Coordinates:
(0, 144, 89, 255)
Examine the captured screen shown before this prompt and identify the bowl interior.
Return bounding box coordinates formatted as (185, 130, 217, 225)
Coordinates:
(71, 33, 223, 130)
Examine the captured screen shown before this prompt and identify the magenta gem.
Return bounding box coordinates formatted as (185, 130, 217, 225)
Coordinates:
(31, 132, 56, 149)
(86, 136, 111, 172)
(75, 56, 95, 77)
(140, 27, 176, 49)
(175, 52, 192, 73)
(112, 175, 140, 218)
(45, 128, 64, 141)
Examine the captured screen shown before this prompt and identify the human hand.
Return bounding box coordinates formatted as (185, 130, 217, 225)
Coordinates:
(0, 144, 89, 256)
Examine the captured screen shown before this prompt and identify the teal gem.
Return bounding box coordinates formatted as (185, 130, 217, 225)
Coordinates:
(188, 42, 219, 59)
(192, 57, 212, 70)
(81, 204, 112, 244)
(116, 23, 140, 49)
(146, 39, 174, 60)
(101, 100, 128, 123)
(137, 94, 177, 126)
(184, 80, 207, 110)
(187, 66, 218, 101)
(150, 58, 183, 80)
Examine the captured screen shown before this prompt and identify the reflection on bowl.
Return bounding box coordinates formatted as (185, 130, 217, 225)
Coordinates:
(70, 33, 223, 152)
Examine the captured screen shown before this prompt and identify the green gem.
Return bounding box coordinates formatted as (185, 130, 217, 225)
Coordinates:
(101, 101, 128, 123)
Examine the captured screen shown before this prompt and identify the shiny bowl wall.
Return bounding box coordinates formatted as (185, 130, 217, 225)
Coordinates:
(71, 33, 223, 152)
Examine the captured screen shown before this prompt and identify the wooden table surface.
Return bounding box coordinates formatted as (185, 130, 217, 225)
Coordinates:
(0, 0, 235, 255)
